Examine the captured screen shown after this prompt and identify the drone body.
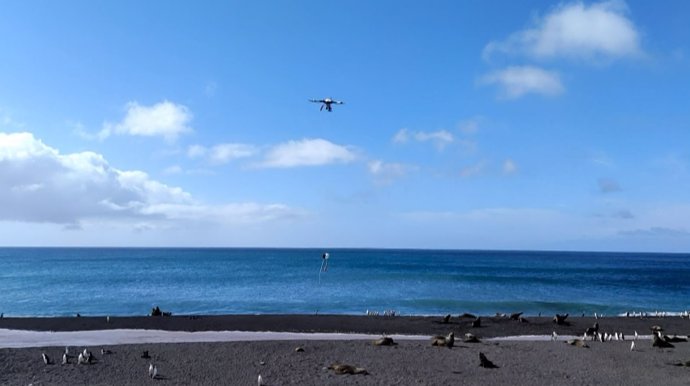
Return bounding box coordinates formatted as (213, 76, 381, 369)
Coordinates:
(309, 98, 344, 112)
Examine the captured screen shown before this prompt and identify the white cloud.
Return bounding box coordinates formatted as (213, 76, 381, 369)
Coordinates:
(368, 160, 416, 185)
(0, 131, 301, 227)
(187, 143, 257, 165)
(481, 66, 564, 98)
(99, 101, 193, 142)
(142, 203, 303, 224)
(392, 128, 454, 150)
(483, 0, 642, 61)
(257, 138, 356, 168)
(503, 159, 518, 174)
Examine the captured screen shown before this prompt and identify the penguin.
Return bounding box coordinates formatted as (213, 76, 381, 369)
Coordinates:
(479, 352, 498, 368)
(42, 353, 51, 365)
(584, 322, 599, 340)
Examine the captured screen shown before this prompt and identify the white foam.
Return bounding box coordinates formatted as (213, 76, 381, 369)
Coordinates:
(0, 329, 429, 348)
(0, 329, 659, 348)
(487, 335, 654, 342)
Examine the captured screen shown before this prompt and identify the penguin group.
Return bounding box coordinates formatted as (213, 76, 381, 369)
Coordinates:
(42, 346, 100, 367)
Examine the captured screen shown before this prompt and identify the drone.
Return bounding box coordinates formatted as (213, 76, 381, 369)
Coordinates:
(309, 98, 344, 112)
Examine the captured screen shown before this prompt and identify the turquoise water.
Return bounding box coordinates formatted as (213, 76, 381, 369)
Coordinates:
(0, 248, 689, 317)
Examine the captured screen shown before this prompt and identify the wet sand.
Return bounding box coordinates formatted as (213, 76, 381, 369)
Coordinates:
(1, 314, 689, 385)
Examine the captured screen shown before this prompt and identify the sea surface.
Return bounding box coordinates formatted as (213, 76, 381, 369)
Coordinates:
(1, 248, 689, 317)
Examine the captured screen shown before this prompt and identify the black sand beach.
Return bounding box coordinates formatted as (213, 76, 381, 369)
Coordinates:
(3, 313, 690, 337)
(2, 314, 690, 385)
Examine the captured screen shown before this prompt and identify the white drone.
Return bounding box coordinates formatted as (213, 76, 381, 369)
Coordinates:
(309, 98, 344, 112)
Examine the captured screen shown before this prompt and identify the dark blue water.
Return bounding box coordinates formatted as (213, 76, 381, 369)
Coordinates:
(0, 248, 688, 317)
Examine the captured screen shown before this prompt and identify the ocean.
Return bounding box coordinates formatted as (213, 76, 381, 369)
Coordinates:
(0, 248, 688, 317)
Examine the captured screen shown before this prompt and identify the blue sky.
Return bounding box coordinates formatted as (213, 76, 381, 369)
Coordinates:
(1, 1, 689, 251)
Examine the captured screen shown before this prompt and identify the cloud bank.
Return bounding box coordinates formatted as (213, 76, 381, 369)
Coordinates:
(0, 132, 300, 227)
(257, 138, 357, 168)
(368, 160, 416, 185)
(483, 0, 642, 61)
(481, 66, 564, 98)
(393, 128, 454, 150)
(188, 143, 258, 165)
(100, 101, 193, 141)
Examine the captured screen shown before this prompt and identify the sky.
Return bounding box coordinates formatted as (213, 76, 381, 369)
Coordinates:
(1, 1, 689, 252)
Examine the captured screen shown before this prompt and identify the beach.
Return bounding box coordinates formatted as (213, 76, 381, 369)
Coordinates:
(2, 314, 690, 385)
